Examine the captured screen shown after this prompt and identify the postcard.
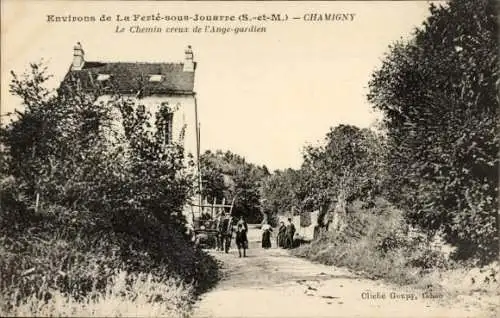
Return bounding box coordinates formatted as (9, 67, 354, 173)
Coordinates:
(1, 1, 498, 317)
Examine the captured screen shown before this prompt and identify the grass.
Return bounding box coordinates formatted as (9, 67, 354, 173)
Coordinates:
(292, 198, 499, 298)
(294, 233, 499, 317)
(1, 270, 194, 317)
(0, 223, 219, 317)
(415, 261, 499, 295)
(294, 233, 419, 285)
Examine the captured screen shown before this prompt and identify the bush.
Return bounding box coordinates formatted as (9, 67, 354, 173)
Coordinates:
(0, 270, 193, 317)
(368, 0, 498, 263)
(408, 249, 449, 271)
(293, 199, 453, 285)
(0, 200, 219, 300)
(0, 63, 220, 314)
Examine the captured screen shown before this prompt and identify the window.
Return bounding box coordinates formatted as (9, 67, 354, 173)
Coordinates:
(162, 112, 174, 145)
(96, 74, 110, 81)
(158, 102, 173, 145)
(149, 74, 163, 82)
(96, 74, 112, 90)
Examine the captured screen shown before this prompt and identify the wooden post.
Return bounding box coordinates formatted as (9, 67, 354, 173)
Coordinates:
(198, 122, 202, 212)
(212, 197, 216, 218)
(35, 192, 40, 213)
(194, 94, 202, 213)
(228, 196, 235, 216)
(32, 145, 39, 213)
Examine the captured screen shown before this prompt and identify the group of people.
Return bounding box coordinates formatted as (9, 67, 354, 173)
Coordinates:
(216, 212, 249, 258)
(215, 213, 298, 257)
(261, 218, 296, 249)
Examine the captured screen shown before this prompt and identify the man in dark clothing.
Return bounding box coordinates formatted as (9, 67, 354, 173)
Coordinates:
(216, 212, 226, 251)
(221, 215, 233, 253)
(235, 223, 248, 257)
(285, 218, 296, 249)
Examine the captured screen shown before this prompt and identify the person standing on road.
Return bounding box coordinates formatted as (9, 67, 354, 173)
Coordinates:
(277, 221, 287, 248)
(261, 222, 273, 249)
(235, 223, 248, 257)
(216, 211, 226, 251)
(221, 214, 233, 253)
(285, 218, 296, 249)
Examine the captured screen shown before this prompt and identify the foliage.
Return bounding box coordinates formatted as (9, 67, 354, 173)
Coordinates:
(367, 0, 498, 262)
(302, 125, 387, 209)
(260, 124, 387, 229)
(0, 268, 193, 317)
(295, 199, 500, 299)
(260, 168, 304, 217)
(293, 199, 452, 284)
(0, 62, 219, 313)
(200, 150, 269, 223)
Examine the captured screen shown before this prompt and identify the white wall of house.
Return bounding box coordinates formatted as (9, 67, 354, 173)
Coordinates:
(96, 94, 198, 161)
(278, 211, 319, 241)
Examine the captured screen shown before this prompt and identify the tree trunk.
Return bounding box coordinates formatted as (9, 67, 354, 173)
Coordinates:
(317, 201, 330, 227)
(330, 188, 348, 233)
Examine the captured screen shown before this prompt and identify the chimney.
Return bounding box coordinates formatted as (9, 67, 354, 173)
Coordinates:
(72, 42, 85, 70)
(183, 45, 194, 72)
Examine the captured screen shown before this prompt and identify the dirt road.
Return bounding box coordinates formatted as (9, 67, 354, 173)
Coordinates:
(193, 226, 494, 318)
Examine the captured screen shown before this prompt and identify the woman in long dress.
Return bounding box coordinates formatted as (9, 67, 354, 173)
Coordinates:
(276, 221, 287, 248)
(261, 222, 272, 249)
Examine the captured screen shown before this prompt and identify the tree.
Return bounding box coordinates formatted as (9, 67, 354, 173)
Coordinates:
(2, 63, 117, 218)
(260, 124, 387, 231)
(0, 62, 213, 289)
(301, 125, 387, 230)
(367, 0, 498, 262)
(260, 168, 303, 217)
(200, 150, 269, 223)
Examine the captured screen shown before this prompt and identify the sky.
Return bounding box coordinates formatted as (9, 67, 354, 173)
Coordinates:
(1, 1, 440, 170)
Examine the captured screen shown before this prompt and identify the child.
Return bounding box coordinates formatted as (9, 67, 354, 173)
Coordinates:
(235, 223, 248, 258)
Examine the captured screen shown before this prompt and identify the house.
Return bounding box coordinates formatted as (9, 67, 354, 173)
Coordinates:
(59, 42, 199, 161)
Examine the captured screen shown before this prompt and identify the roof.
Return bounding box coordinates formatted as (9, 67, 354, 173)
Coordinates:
(61, 61, 196, 96)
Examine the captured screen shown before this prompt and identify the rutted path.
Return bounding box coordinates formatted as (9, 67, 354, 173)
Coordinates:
(193, 226, 492, 318)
